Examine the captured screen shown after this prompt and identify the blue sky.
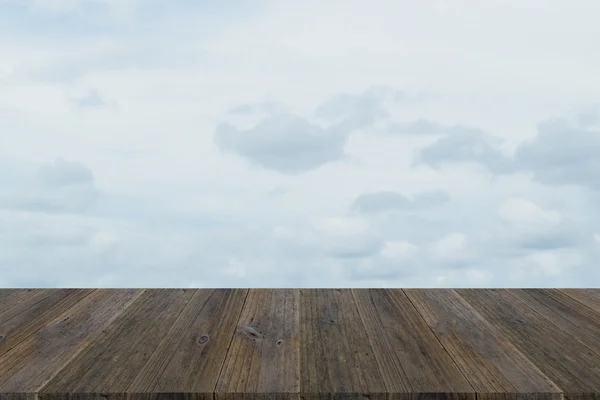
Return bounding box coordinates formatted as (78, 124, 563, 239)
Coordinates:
(1, 0, 600, 287)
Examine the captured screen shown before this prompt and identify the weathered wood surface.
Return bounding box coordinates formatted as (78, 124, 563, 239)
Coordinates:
(0, 289, 598, 400)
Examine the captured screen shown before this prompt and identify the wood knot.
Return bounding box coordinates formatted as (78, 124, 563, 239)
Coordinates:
(327, 318, 337, 324)
(242, 325, 263, 340)
(198, 334, 210, 344)
(0, 334, 5, 342)
(276, 339, 283, 346)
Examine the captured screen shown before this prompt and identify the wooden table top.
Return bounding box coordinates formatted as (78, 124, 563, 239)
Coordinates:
(0, 289, 599, 400)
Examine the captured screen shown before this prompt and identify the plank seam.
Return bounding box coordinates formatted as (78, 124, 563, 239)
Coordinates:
(213, 289, 251, 394)
(128, 288, 204, 393)
(503, 289, 600, 359)
(295, 288, 301, 397)
(0, 289, 99, 391)
(401, 289, 478, 394)
(348, 288, 390, 393)
(350, 288, 410, 393)
(558, 289, 600, 316)
(455, 289, 565, 394)
(0, 290, 93, 361)
(451, 289, 517, 392)
(0, 290, 55, 322)
(35, 289, 147, 394)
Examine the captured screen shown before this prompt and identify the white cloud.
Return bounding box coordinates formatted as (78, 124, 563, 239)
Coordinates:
(309, 216, 383, 258)
(380, 240, 418, 260)
(0, 158, 98, 214)
(351, 189, 450, 214)
(497, 198, 562, 226)
(431, 232, 469, 262)
(464, 268, 494, 286)
(509, 249, 584, 282)
(214, 112, 347, 174)
(488, 198, 582, 253)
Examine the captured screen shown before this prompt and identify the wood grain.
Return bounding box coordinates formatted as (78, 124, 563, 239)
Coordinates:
(560, 289, 600, 313)
(456, 289, 600, 397)
(128, 288, 248, 395)
(351, 289, 474, 396)
(299, 289, 386, 400)
(507, 289, 600, 358)
(404, 289, 561, 399)
(0, 289, 48, 316)
(0, 289, 143, 392)
(216, 289, 300, 400)
(0, 289, 598, 399)
(0, 289, 94, 360)
(40, 289, 196, 393)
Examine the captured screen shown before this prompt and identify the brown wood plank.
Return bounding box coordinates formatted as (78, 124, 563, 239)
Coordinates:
(215, 289, 300, 399)
(0, 289, 49, 316)
(299, 289, 386, 399)
(40, 289, 197, 393)
(560, 289, 600, 313)
(351, 289, 474, 396)
(507, 289, 600, 357)
(0, 289, 94, 360)
(456, 289, 600, 397)
(0, 289, 143, 392)
(403, 289, 561, 399)
(0, 290, 66, 325)
(127, 289, 248, 396)
(2, 288, 600, 398)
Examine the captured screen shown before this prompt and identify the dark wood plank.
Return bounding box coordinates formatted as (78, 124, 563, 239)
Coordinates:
(456, 289, 600, 396)
(0, 289, 94, 359)
(403, 289, 561, 399)
(0, 289, 56, 328)
(0, 289, 49, 316)
(41, 394, 211, 400)
(560, 289, 600, 313)
(127, 289, 248, 395)
(351, 289, 475, 396)
(299, 289, 387, 399)
(0, 289, 143, 392)
(0, 393, 37, 400)
(215, 289, 300, 398)
(40, 289, 196, 393)
(2, 288, 600, 398)
(507, 289, 600, 357)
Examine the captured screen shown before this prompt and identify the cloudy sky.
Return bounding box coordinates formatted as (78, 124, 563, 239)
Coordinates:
(1, 0, 600, 288)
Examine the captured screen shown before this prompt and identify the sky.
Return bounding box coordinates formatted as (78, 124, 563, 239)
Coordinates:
(1, 0, 600, 288)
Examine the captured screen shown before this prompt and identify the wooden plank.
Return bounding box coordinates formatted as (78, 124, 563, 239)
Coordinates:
(0, 289, 49, 316)
(0, 289, 67, 325)
(40, 289, 197, 393)
(0, 394, 37, 400)
(403, 289, 561, 398)
(299, 289, 386, 399)
(127, 289, 248, 396)
(0, 289, 56, 325)
(0, 289, 94, 359)
(0, 289, 143, 392)
(456, 289, 600, 396)
(351, 289, 474, 396)
(560, 289, 600, 313)
(1, 288, 600, 398)
(507, 289, 600, 357)
(215, 289, 299, 399)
